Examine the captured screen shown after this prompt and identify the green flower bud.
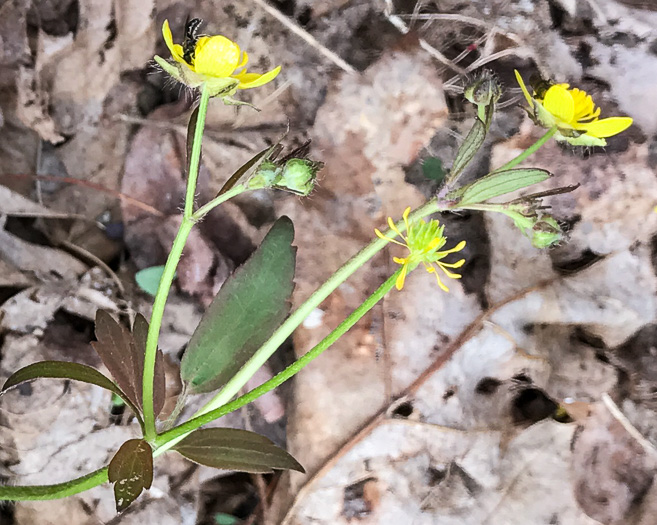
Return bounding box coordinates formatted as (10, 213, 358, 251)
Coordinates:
(247, 160, 282, 190)
(531, 216, 563, 249)
(464, 70, 503, 107)
(277, 158, 323, 196)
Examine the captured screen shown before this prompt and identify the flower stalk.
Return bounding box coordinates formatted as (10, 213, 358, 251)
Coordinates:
(142, 83, 211, 440)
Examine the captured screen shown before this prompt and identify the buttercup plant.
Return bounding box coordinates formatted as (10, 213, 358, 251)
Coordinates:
(0, 18, 634, 513)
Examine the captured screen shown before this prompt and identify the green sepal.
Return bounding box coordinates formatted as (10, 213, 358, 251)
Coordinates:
(449, 119, 486, 180)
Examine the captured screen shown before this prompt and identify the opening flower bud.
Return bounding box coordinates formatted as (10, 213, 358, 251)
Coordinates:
(464, 70, 503, 107)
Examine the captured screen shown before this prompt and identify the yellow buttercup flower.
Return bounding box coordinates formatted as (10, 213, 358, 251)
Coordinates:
(375, 208, 466, 291)
(155, 19, 281, 101)
(515, 70, 632, 146)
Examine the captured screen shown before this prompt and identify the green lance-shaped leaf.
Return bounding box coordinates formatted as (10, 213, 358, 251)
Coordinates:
(456, 168, 551, 206)
(173, 428, 304, 474)
(181, 217, 296, 394)
(1, 361, 143, 426)
(449, 118, 486, 181)
(108, 439, 153, 512)
(92, 311, 166, 418)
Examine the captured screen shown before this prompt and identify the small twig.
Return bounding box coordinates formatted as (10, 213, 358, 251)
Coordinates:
(464, 48, 523, 72)
(602, 393, 657, 458)
(418, 39, 469, 76)
(382, 6, 468, 76)
(394, 13, 525, 46)
(2, 173, 164, 217)
(248, 0, 357, 74)
(57, 238, 125, 295)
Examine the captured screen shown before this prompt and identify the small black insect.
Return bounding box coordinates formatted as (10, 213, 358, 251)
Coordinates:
(529, 73, 554, 100)
(182, 18, 203, 65)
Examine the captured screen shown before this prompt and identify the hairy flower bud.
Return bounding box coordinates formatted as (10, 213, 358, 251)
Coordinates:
(247, 156, 323, 196)
(531, 216, 564, 249)
(464, 70, 503, 107)
(277, 159, 323, 196)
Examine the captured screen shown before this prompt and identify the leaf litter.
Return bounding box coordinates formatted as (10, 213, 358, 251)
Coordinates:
(2, 0, 657, 523)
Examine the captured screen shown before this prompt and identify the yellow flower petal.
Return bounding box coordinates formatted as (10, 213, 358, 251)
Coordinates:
(236, 51, 249, 70)
(432, 270, 450, 293)
(581, 116, 633, 138)
(162, 20, 184, 63)
(387, 216, 405, 240)
(236, 66, 281, 89)
(438, 264, 463, 279)
(440, 259, 466, 269)
(543, 85, 575, 124)
(440, 240, 467, 254)
(194, 35, 241, 78)
(571, 89, 596, 120)
(395, 264, 408, 290)
(514, 70, 534, 110)
(378, 232, 405, 247)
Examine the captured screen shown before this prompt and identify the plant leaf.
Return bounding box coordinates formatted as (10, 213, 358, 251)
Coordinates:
(422, 157, 445, 183)
(180, 217, 296, 394)
(450, 118, 486, 180)
(174, 428, 304, 473)
(91, 311, 166, 417)
(457, 168, 551, 205)
(0, 361, 143, 424)
(108, 439, 153, 512)
(132, 313, 166, 419)
(135, 265, 166, 296)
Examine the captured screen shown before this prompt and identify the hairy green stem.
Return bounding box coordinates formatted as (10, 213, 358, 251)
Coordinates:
(0, 468, 108, 501)
(193, 184, 246, 220)
(184, 85, 211, 219)
(154, 270, 400, 453)
(492, 126, 557, 173)
(197, 200, 441, 414)
(142, 84, 211, 440)
(152, 200, 442, 453)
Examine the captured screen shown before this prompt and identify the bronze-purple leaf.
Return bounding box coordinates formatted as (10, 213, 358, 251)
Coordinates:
(108, 439, 153, 512)
(0, 360, 144, 427)
(173, 428, 304, 474)
(131, 314, 166, 418)
(91, 311, 165, 418)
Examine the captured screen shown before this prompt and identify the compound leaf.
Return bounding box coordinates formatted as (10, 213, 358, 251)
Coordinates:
(91, 311, 165, 417)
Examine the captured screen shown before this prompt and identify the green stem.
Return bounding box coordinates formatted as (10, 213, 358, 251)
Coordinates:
(193, 184, 246, 220)
(154, 270, 400, 453)
(197, 199, 441, 417)
(492, 126, 557, 173)
(185, 85, 211, 219)
(0, 468, 108, 501)
(152, 199, 442, 453)
(142, 84, 211, 441)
